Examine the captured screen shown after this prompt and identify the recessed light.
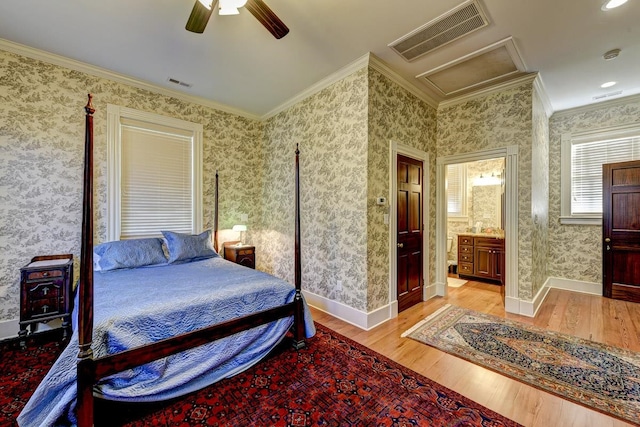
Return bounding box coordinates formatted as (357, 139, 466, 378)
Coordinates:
(602, 0, 628, 10)
(601, 81, 617, 88)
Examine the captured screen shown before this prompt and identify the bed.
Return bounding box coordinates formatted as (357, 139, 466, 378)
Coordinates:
(17, 95, 313, 426)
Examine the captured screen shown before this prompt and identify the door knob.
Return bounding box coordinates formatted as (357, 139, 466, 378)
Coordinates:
(604, 238, 611, 242)
(397, 243, 404, 248)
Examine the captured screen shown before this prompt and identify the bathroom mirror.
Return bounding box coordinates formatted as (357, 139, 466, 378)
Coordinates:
(471, 184, 502, 231)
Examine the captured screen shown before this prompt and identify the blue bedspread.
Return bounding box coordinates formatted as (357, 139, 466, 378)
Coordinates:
(17, 257, 315, 427)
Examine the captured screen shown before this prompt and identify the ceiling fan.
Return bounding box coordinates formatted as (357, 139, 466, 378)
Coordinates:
(186, 0, 289, 39)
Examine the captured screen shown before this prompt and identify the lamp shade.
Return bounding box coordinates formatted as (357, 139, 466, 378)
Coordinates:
(232, 224, 247, 232)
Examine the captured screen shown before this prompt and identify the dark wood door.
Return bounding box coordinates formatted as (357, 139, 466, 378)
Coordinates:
(474, 246, 492, 278)
(603, 160, 640, 302)
(397, 155, 423, 312)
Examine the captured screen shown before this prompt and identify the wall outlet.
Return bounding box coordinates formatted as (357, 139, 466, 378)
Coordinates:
(336, 280, 342, 291)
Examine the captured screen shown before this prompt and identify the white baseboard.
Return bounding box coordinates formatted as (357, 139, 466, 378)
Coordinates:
(518, 283, 550, 317)
(302, 290, 393, 331)
(0, 318, 19, 341)
(547, 277, 601, 295)
(435, 281, 446, 297)
(425, 282, 438, 299)
(514, 277, 600, 318)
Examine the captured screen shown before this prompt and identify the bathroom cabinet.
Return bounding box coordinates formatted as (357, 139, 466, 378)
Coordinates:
(457, 235, 504, 283)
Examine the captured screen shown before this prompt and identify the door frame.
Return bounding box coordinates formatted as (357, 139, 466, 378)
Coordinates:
(389, 141, 429, 319)
(436, 146, 519, 313)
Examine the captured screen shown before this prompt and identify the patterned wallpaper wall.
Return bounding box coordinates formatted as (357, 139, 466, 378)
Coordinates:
(437, 82, 536, 300)
(367, 68, 436, 312)
(261, 68, 370, 311)
(548, 96, 640, 283)
(530, 85, 550, 297)
(0, 49, 263, 323)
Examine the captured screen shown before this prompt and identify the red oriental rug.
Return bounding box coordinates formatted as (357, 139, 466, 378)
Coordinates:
(2, 324, 521, 427)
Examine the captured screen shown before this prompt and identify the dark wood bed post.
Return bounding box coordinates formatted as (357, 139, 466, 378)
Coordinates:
(292, 144, 306, 349)
(213, 170, 219, 252)
(77, 94, 96, 427)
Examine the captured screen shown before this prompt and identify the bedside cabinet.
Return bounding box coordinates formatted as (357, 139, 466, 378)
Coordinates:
(19, 254, 74, 342)
(224, 245, 255, 269)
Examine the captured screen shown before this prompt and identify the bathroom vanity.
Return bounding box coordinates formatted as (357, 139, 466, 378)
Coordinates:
(457, 234, 504, 284)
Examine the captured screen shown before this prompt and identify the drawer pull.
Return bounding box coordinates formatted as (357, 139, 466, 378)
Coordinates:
(42, 305, 49, 313)
(42, 286, 49, 296)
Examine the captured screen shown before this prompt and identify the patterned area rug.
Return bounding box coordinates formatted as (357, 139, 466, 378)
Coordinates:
(402, 304, 640, 425)
(2, 324, 521, 427)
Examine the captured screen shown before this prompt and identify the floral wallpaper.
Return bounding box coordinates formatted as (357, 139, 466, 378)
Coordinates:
(548, 96, 640, 283)
(437, 83, 536, 300)
(530, 84, 549, 297)
(261, 68, 370, 311)
(0, 49, 263, 323)
(367, 68, 436, 312)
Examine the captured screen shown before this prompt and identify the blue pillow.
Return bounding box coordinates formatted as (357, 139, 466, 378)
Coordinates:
(161, 230, 218, 264)
(94, 238, 168, 271)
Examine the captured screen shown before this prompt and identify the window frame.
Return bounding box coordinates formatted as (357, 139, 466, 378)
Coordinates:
(560, 123, 640, 225)
(106, 105, 203, 241)
(446, 163, 468, 222)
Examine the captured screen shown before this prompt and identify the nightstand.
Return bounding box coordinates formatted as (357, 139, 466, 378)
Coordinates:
(224, 245, 255, 269)
(19, 254, 74, 342)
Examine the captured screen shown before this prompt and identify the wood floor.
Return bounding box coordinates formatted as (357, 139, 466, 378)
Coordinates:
(310, 279, 640, 427)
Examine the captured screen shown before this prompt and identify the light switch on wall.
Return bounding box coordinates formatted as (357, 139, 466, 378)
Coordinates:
(240, 213, 248, 222)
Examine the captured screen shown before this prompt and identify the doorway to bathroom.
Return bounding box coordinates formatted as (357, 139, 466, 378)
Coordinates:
(436, 146, 519, 313)
(446, 157, 505, 287)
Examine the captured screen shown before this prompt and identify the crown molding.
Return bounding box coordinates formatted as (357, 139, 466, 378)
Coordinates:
(367, 53, 438, 109)
(551, 92, 640, 120)
(261, 53, 371, 120)
(0, 38, 261, 121)
(438, 73, 538, 110)
(532, 74, 553, 118)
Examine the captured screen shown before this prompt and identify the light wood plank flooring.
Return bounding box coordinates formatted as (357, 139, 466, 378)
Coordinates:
(310, 279, 640, 427)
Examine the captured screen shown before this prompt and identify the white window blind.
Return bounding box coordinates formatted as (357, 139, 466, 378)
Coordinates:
(571, 135, 640, 215)
(447, 163, 467, 217)
(120, 125, 194, 239)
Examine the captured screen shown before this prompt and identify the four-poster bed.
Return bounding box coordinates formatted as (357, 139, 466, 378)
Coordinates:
(17, 95, 312, 427)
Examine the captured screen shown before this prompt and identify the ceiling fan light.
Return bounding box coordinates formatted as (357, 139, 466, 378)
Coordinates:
(219, 0, 240, 15)
(602, 0, 628, 10)
(197, 0, 213, 10)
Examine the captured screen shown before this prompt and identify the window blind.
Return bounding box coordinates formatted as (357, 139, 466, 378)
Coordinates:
(447, 163, 466, 216)
(120, 125, 193, 239)
(571, 135, 640, 215)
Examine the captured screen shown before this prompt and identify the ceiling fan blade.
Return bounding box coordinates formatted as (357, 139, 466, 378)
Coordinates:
(245, 0, 289, 39)
(186, 0, 218, 34)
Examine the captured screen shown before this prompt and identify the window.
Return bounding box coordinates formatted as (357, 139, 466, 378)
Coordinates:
(106, 105, 203, 241)
(446, 163, 467, 220)
(561, 124, 640, 225)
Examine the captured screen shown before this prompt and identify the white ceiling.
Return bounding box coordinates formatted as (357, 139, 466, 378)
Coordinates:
(0, 0, 638, 118)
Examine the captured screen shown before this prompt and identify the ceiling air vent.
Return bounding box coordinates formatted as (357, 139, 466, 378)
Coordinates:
(167, 77, 193, 88)
(593, 90, 623, 101)
(389, 0, 489, 62)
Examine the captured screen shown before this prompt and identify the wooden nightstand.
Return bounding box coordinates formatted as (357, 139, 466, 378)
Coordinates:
(19, 254, 74, 342)
(224, 245, 255, 269)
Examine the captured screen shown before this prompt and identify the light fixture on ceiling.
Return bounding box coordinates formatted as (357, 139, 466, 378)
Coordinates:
(603, 48, 621, 60)
(197, 0, 248, 14)
(219, 0, 248, 15)
(602, 0, 628, 10)
(601, 81, 617, 88)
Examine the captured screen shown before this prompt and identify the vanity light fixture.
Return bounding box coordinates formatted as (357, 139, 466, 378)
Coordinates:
(601, 81, 617, 88)
(602, 0, 628, 10)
